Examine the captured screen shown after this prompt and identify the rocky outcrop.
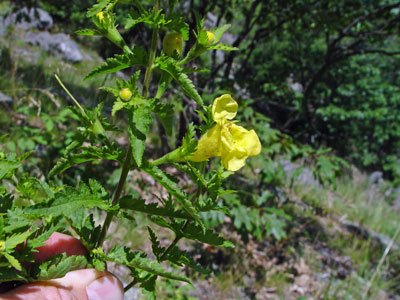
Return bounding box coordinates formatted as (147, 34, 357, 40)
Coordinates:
(2, 7, 53, 32)
(24, 31, 83, 63)
(1, 7, 83, 63)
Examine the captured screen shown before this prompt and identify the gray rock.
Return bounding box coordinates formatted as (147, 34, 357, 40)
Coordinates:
(369, 171, 383, 184)
(3, 7, 53, 31)
(24, 31, 83, 63)
(279, 159, 319, 187)
(0, 92, 12, 103)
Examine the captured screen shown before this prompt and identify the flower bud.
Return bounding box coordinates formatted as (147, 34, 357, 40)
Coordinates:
(206, 31, 215, 44)
(96, 12, 105, 24)
(119, 88, 132, 101)
(163, 32, 183, 57)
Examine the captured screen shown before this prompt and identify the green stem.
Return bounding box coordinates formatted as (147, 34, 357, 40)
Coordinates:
(159, 220, 190, 261)
(142, 0, 160, 98)
(124, 278, 138, 292)
(54, 74, 87, 118)
(96, 0, 161, 249)
(96, 147, 132, 248)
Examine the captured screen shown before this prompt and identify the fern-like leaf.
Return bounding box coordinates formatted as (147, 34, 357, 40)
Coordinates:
(85, 47, 147, 79)
(154, 56, 204, 107)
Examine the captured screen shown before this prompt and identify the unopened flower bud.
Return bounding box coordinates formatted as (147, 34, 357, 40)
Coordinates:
(163, 32, 183, 57)
(206, 31, 215, 44)
(119, 88, 132, 101)
(96, 12, 105, 24)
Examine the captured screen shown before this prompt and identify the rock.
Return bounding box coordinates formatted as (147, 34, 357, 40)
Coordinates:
(369, 171, 383, 184)
(3, 7, 53, 32)
(24, 31, 83, 63)
(279, 159, 319, 187)
(0, 92, 12, 103)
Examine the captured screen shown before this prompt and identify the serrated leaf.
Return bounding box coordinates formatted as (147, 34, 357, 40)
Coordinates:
(4, 208, 32, 233)
(125, 9, 170, 30)
(119, 196, 192, 219)
(166, 14, 189, 40)
(212, 24, 231, 43)
(4, 253, 22, 271)
(142, 164, 202, 227)
(105, 246, 190, 283)
(49, 146, 124, 177)
(180, 223, 234, 248)
(155, 56, 203, 107)
(112, 100, 128, 116)
(5, 231, 32, 250)
(153, 101, 174, 136)
(0, 152, 32, 180)
(129, 106, 152, 167)
(25, 181, 111, 217)
(166, 247, 208, 274)
(75, 29, 101, 36)
(85, 47, 147, 79)
(0, 267, 27, 282)
(87, 0, 112, 17)
(35, 254, 87, 281)
(209, 43, 239, 51)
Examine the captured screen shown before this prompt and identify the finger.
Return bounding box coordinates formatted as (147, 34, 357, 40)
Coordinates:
(33, 232, 88, 262)
(0, 269, 124, 300)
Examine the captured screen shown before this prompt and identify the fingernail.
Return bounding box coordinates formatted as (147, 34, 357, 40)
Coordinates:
(86, 275, 124, 300)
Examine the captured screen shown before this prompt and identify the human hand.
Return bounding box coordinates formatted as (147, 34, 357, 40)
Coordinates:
(0, 232, 124, 300)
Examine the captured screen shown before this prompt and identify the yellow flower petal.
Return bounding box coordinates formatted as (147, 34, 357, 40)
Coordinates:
(230, 124, 261, 157)
(188, 125, 221, 162)
(212, 94, 238, 124)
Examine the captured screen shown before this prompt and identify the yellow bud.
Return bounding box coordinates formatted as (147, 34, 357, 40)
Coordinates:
(119, 88, 132, 101)
(0, 241, 5, 251)
(96, 11, 105, 23)
(163, 32, 183, 57)
(206, 31, 215, 43)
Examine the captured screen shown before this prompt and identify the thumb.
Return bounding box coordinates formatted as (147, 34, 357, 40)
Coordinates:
(0, 269, 124, 300)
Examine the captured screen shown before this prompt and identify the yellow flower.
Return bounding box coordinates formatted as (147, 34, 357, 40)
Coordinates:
(188, 94, 261, 171)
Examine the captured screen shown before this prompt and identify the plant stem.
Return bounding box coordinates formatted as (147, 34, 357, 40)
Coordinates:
(96, 146, 132, 248)
(96, 0, 161, 251)
(142, 0, 160, 98)
(159, 220, 190, 261)
(124, 278, 138, 292)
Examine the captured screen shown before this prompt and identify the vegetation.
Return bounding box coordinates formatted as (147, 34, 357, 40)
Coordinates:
(1, 0, 400, 299)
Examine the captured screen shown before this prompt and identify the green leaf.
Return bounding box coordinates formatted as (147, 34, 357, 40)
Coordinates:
(0, 152, 32, 180)
(105, 246, 190, 283)
(87, 0, 112, 17)
(142, 164, 202, 227)
(75, 29, 101, 36)
(119, 196, 192, 219)
(129, 106, 152, 167)
(154, 56, 204, 107)
(5, 231, 32, 250)
(211, 24, 231, 43)
(165, 246, 208, 274)
(209, 43, 239, 51)
(153, 101, 174, 136)
(34, 254, 87, 281)
(85, 47, 147, 79)
(179, 222, 234, 248)
(166, 14, 189, 40)
(125, 9, 170, 30)
(49, 146, 124, 177)
(0, 267, 27, 282)
(25, 180, 111, 217)
(4, 253, 22, 271)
